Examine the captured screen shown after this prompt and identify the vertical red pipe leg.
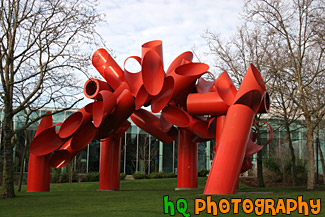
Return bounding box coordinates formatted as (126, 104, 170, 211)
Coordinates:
(176, 128, 198, 189)
(204, 105, 254, 194)
(99, 136, 121, 190)
(27, 154, 51, 192)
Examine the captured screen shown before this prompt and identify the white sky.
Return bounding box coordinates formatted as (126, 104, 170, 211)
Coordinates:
(81, 0, 244, 107)
(94, 0, 244, 73)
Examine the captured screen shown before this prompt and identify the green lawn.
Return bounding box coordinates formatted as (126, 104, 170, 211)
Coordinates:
(0, 177, 324, 217)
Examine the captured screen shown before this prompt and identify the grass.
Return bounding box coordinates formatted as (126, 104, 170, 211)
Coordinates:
(0, 177, 324, 217)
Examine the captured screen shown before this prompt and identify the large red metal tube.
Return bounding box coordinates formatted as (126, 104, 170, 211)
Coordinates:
(141, 40, 165, 96)
(131, 109, 177, 144)
(233, 64, 266, 112)
(151, 59, 207, 111)
(29, 123, 65, 156)
(162, 106, 214, 139)
(204, 104, 255, 194)
(27, 154, 51, 192)
(58, 103, 93, 139)
(151, 76, 174, 113)
(50, 122, 97, 168)
(93, 90, 117, 128)
(97, 89, 135, 139)
(99, 136, 122, 190)
(92, 48, 127, 90)
(83, 78, 111, 99)
(176, 128, 198, 189)
(214, 115, 226, 152)
(187, 92, 230, 116)
(214, 71, 237, 105)
(123, 56, 143, 97)
(27, 113, 52, 192)
(166, 51, 193, 75)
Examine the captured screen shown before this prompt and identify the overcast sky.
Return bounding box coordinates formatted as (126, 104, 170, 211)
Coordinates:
(94, 0, 244, 73)
(81, 0, 244, 107)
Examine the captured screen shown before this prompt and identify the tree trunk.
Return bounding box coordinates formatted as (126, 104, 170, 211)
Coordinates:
(285, 123, 297, 186)
(18, 130, 29, 192)
(318, 144, 325, 185)
(305, 127, 315, 190)
(1, 109, 15, 198)
(257, 151, 265, 187)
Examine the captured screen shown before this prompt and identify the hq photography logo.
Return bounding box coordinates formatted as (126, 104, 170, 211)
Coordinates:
(163, 196, 321, 216)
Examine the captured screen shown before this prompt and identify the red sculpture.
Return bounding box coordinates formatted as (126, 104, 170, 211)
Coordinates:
(27, 40, 272, 194)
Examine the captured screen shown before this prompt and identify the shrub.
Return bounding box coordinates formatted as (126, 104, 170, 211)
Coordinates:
(162, 172, 176, 178)
(146, 172, 175, 179)
(85, 172, 99, 182)
(133, 172, 146, 179)
(51, 169, 61, 183)
(120, 173, 126, 180)
(263, 157, 282, 175)
(198, 169, 209, 177)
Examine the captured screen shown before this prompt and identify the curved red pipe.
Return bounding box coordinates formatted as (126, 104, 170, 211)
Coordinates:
(29, 123, 65, 156)
(233, 64, 266, 112)
(187, 92, 230, 116)
(92, 48, 128, 90)
(162, 106, 214, 139)
(134, 85, 151, 110)
(142, 40, 163, 62)
(50, 122, 96, 168)
(27, 112, 53, 192)
(123, 56, 143, 97)
(177, 128, 198, 189)
(204, 104, 255, 194)
(97, 89, 135, 139)
(166, 51, 193, 75)
(93, 90, 117, 128)
(58, 103, 93, 139)
(151, 76, 174, 113)
(99, 136, 122, 190)
(142, 50, 165, 96)
(83, 78, 111, 99)
(131, 109, 177, 144)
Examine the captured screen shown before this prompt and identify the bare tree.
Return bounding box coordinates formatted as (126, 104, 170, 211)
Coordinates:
(203, 0, 325, 190)
(0, 0, 105, 198)
(203, 25, 276, 187)
(244, 0, 325, 190)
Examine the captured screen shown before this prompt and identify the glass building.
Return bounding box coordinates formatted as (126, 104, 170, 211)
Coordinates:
(0, 107, 324, 176)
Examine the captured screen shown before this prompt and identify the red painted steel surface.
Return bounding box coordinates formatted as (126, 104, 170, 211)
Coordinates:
(28, 40, 272, 195)
(27, 113, 53, 192)
(29, 123, 65, 156)
(176, 128, 198, 189)
(92, 48, 126, 90)
(204, 104, 255, 194)
(131, 109, 177, 144)
(93, 90, 116, 128)
(99, 136, 122, 190)
(83, 78, 111, 99)
(123, 56, 143, 97)
(97, 89, 135, 139)
(58, 103, 93, 139)
(187, 92, 230, 116)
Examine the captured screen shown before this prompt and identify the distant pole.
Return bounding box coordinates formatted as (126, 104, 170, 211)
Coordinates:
(159, 141, 163, 172)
